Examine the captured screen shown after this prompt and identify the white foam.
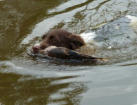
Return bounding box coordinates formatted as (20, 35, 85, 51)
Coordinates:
(126, 15, 137, 31)
(76, 32, 97, 55)
(126, 15, 137, 21)
(80, 32, 96, 45)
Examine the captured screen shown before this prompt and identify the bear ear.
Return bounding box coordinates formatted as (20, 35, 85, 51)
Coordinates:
(42, 34, 47, 39)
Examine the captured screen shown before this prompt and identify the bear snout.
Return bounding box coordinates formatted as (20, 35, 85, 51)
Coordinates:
(32, 43, 41, 53)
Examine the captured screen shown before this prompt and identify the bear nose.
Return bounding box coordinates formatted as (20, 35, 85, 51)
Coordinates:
(32, 46, 39, 53)
(32, 44, 40, 53)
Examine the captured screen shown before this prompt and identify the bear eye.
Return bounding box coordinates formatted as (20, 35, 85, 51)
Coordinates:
(49, 35, 54, 40)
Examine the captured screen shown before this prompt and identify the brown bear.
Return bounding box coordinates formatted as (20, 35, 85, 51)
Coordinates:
(32, 29, 85, 53)
(30, 29, 105, 63)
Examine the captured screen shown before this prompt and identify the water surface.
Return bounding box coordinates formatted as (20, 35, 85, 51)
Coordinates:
(1, 0, 137, 105)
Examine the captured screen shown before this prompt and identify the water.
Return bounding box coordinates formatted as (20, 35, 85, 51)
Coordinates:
(1, 0, 137, 105)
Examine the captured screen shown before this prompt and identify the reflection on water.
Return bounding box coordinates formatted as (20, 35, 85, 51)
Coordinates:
(0, 59, 88, 105)
(0, 73, 83, 105)
(1, 59, 137, 105)
(0, 0, 66, 59)
(1, 0, 137, 105)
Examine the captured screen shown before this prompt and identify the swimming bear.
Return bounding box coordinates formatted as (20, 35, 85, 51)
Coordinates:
(32, 29, 96, 55)
(32, 29, 85, 53)
(31, 29, 101, 63)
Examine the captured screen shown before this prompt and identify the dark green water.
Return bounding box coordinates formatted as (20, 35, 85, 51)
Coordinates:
(1, 0, 137, 105)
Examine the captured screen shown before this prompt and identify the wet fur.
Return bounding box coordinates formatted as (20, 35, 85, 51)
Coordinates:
(40, 29, 85, 50)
